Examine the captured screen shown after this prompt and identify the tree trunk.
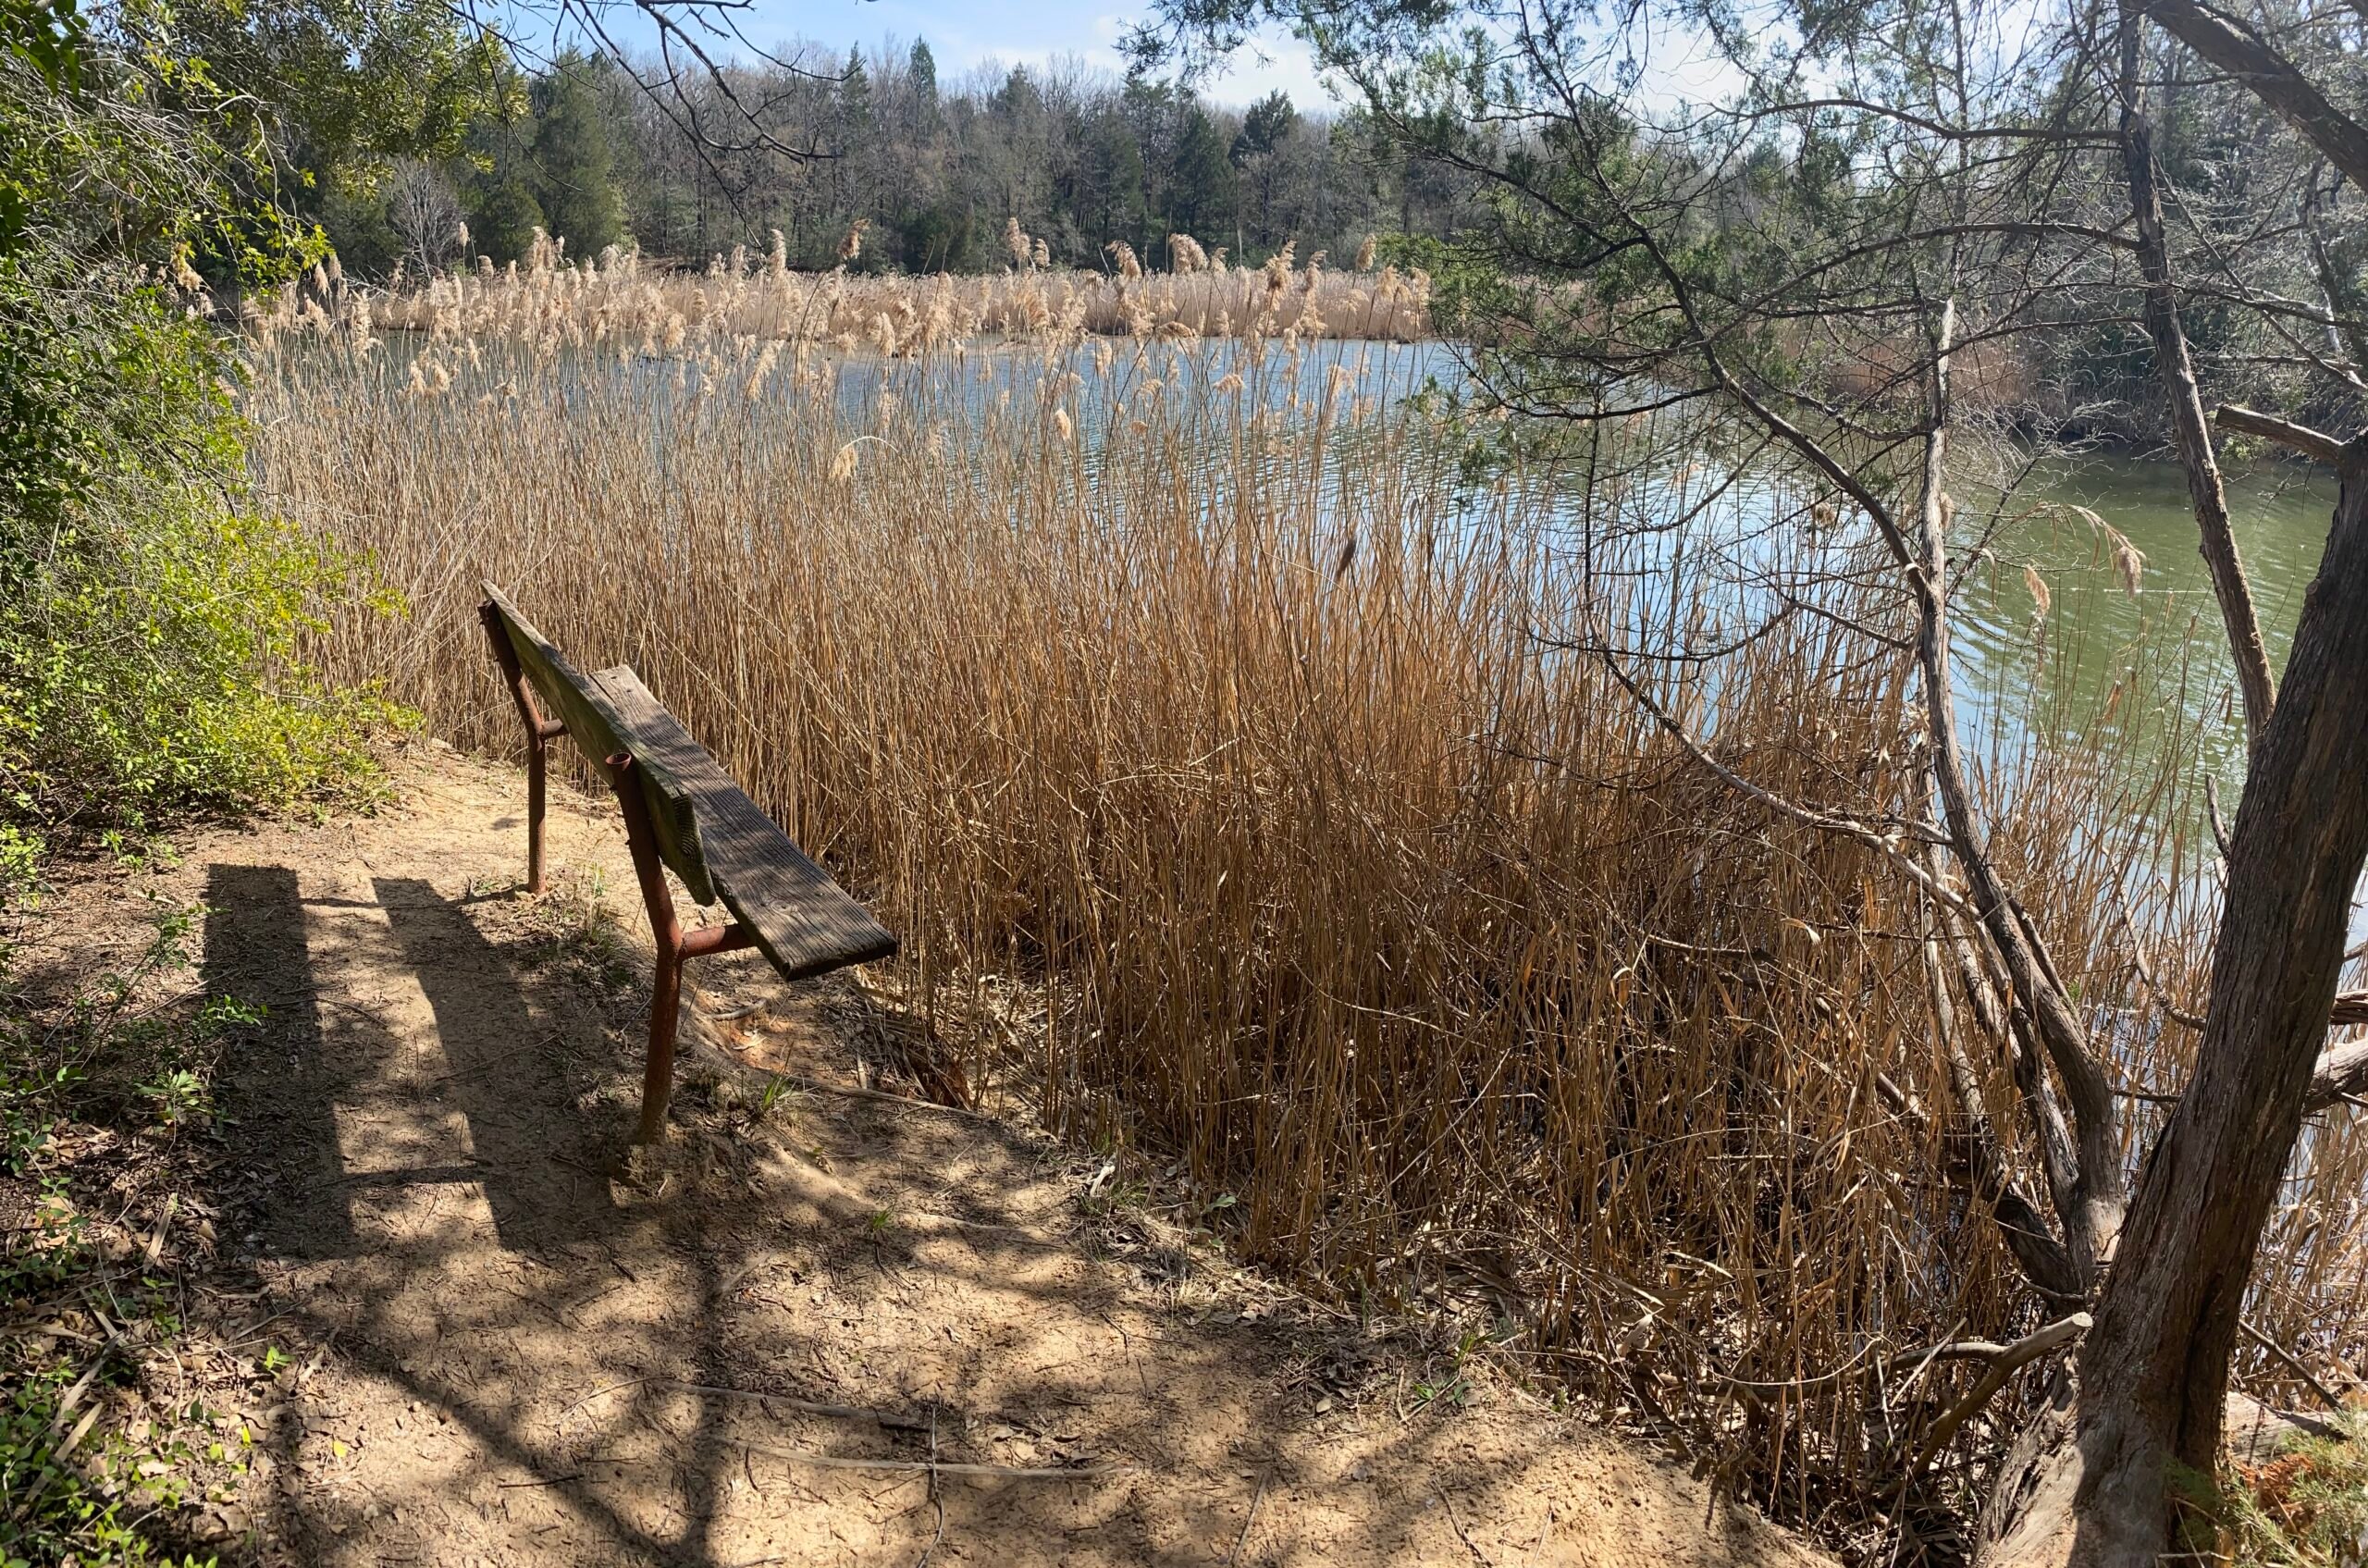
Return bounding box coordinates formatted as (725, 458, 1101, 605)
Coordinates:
(1979, 451, 2368, 1564)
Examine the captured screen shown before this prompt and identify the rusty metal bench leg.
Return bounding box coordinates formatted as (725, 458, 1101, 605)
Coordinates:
(604, 753, 756, 1143)
(479, 601, 569, 895)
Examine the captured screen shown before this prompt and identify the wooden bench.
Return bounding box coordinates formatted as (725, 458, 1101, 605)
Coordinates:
(476, 583, 896, 1142)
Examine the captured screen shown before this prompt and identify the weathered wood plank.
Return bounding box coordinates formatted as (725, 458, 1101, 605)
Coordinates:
(480, 583, 715, 904)
(589, 666, 896, 980)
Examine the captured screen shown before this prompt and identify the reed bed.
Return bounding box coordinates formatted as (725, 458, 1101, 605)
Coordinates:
(243, 321, 2368, 1540)
(329, 229, 1431, 352)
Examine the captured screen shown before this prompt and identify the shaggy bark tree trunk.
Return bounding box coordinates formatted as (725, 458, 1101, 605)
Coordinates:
(1978, 451, 2368, 1564)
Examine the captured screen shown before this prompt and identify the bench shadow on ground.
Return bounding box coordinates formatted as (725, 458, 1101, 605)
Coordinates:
(197, 846, 1770, 1568)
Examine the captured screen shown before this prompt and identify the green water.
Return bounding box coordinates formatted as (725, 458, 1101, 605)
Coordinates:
(1955, 455, 2337, 811)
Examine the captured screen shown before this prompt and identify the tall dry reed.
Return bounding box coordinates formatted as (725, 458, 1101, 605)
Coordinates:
(243, 321, 2368, 1540)
(317, 229, 1432, 352)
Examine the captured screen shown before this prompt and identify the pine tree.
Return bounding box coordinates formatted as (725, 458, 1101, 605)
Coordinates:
(529, 56, 624, 256)
(1169, 105, 1234, 242)
(908, 39, 936, 102)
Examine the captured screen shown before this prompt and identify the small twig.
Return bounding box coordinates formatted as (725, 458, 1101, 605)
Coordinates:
(713, 1253, 783, 1301)
(912, 1494, 946, 1567)
(2240, 1319, 2346, 1412)
(702, 1002, 769, 1021)
(764, 1071, 997, 1123)
(142, 1193, 178, 1266)
(1228, 1470, 1270, 1566)
(2205, 776, 2235, 860)
(499, 1473, 583, 1488)
(913, 1406, 946, 1568)
(666, 1378, 934, 1430)
(1434, 1480, 1494, 1566)
(723, 1437, 1128, 1480)
(563, 1376, 935, 1431)
(2119, 905, 2206, 1031)
(553, 1376, 648, 1426)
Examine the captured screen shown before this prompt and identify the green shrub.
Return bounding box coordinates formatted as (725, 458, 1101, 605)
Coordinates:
(0, 258, 393, 857)
(1, 0, 411, 870)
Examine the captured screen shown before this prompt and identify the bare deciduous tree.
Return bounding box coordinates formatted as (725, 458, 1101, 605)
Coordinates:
(386, 157, 464, 275)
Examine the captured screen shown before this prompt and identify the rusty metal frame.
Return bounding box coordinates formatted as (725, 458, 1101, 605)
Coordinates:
(478, 601, 567, 895)
(602, 752, 755, 1142)
(479, 601, 753, 1143)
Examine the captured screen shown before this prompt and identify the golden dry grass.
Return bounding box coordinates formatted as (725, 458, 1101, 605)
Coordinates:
(327, 231, 1431, 351)
(241, 319, 2368, 1538)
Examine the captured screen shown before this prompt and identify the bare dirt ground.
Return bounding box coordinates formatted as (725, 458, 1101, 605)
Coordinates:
(28, 743, 1832, 1568)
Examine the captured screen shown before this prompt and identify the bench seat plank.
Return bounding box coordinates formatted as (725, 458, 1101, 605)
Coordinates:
(587, 666, 898, 981)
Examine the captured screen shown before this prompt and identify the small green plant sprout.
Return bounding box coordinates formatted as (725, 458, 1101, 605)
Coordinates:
(865, 1207, 896, 1237)
(260, 1345, 290, 1376)
(748, 1073, 793, 1128)
(1410, 1372, 1472, 1411)
(198, 995, 265, 1031)
(137, 1068, 210, 1130)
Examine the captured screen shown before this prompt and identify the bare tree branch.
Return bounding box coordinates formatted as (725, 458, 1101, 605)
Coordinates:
(2215, 401, 2351, 463)
(2142, 0, 2368, 188)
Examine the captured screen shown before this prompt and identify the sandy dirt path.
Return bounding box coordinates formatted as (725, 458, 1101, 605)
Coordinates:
(87, 744, 1827, 1568)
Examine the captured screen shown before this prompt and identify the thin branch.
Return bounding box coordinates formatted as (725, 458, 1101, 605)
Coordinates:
(1890, 1313, 2093, 1499)
(2239, 1318, 2346, 1411)
(722, 1438, 1129, 1481)
(2142, 0, 2368, 190)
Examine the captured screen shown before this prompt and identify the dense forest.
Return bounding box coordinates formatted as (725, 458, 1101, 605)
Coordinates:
(312, 44, 1468, 279)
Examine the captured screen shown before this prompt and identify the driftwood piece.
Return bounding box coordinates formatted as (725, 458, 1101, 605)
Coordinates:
(2225, 1390, 2345, 1466)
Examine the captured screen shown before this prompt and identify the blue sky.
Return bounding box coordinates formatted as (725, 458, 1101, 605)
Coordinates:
(721, 0, 1340, 109)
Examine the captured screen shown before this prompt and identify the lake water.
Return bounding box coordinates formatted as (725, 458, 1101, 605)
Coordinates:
(835, 338, 2339, 778)
(1963, 455, 2334, 773)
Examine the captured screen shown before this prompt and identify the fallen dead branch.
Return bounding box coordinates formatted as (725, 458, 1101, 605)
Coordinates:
(1891, 1314, 2093, 1499)
(721, 1438, 1130, 1481)
(653, 1378, 932, 1431)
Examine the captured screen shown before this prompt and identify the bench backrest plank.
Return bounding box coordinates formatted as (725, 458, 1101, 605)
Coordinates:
(480, 583, 717, 905)
(589, 667, 897, 978)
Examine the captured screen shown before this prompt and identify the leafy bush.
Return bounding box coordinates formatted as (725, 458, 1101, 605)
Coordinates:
(0, 264, 392, 853)
(0, 0, 401, 867)
(2214, 1418, 2368, 1567)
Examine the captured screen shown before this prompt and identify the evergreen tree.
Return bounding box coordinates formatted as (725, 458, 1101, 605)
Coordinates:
(529, 55, 624, 256)
(1169, 105, 1233, 239)
(1229, 91, 1298, 254)
(474, 180, 545, 263)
